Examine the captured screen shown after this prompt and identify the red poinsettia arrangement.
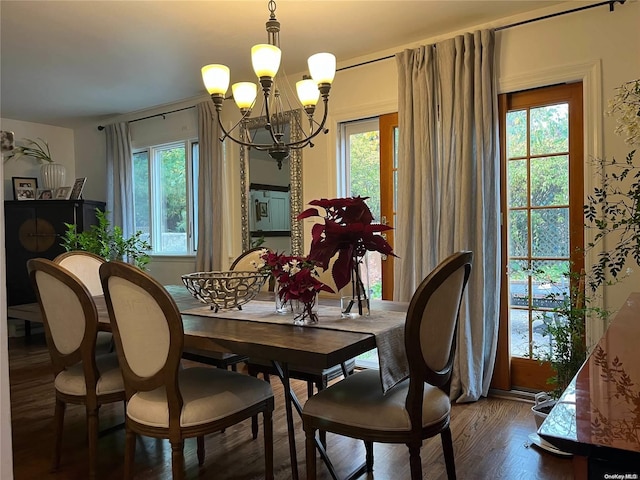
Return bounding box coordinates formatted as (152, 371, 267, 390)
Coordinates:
(256, 249, 333, 320)
(297, 196, 395, 291)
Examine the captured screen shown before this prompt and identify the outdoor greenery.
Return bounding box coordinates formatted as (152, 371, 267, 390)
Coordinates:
(61, 209, 151, 269)
(132, 145, 189, 244)
(348, 130, 381, 222)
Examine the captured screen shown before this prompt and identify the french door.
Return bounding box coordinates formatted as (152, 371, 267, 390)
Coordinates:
(494, 82, 584, 391)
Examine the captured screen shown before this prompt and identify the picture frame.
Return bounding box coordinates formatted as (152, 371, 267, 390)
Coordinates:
(70, 177, 87, 200)
(54, 186, 72, 200)
(37, 188, 55, 200)
(12, 176, 38, 201)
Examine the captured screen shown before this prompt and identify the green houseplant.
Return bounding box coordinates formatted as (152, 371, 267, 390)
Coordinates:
(4, 137, 53, 163)
(61, 209, 151, 269)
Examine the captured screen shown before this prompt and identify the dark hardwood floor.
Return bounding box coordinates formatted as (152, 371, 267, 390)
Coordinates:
(8, 334, 573, 479)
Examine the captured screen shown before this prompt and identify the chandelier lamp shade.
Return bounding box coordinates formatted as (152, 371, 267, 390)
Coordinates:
(201, 0, 336, 165)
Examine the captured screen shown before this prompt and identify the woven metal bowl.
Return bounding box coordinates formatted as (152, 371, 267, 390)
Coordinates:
(182, 271, 269, 312)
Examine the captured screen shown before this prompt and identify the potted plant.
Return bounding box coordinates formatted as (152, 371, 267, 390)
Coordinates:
(60, 208, 151, 269)
(532, 78, 639, 430)
(4, 137, 69, 189)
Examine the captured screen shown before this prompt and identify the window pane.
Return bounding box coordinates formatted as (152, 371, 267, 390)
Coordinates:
(133, 151, 150, 245)
(350, 129, 381, 221)
(506, 110, 527, 158)
(531, 155, 569, 206)
(530, 103, 568, 155)
(192, 142, 199, 252)
(508, 210, 528, 257)
(157, 145, 187, 254)
(531, 208, 569, 258)
(507, 159, 527, 207)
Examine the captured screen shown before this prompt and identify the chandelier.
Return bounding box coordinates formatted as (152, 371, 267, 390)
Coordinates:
(201, 0, 335, 167)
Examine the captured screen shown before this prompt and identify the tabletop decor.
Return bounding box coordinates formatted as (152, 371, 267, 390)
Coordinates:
(298, 196, 395, 316)
(4, 137, 68, 190)
(255, 249, 333, 324)
(181, 271, 269, 312)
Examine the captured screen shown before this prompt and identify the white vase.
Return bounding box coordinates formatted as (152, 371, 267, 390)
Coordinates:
(41, 163, 66, 190)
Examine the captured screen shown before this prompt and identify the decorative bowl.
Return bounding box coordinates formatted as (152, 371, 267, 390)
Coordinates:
(182, 271, 269, 312)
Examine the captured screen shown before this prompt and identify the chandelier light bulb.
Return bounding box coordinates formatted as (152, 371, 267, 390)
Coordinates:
(232, 82, 258, 109)
(296, 78, 320, 107)
(308, 53, 336, 85)
(251, 44, 282, 79)
(201, 64, 231, 95)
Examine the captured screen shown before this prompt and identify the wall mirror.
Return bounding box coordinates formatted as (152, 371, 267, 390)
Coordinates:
(239, 109, 303, 256)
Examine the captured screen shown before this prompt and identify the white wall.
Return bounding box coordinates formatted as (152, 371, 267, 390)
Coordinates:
(0, 118, 75, 200)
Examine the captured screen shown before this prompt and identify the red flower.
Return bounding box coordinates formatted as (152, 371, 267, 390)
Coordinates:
(297, 197, 395, 291)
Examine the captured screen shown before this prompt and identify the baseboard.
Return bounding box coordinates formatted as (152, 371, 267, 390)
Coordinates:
(488, 388, 538, 403)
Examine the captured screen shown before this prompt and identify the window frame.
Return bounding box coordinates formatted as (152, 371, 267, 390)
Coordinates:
(132, 138, 199, 256)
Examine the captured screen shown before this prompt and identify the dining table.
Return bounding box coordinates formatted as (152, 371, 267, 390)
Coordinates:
(9, 285, 410, 480)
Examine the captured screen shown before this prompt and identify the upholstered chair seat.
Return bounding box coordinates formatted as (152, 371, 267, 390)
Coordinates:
(127, 367, 273, 428)
(54, 352, 124, 396)
(303, 369, 450, 432)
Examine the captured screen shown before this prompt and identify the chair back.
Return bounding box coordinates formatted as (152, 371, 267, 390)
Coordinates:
(230, 247, 267, 271)
(27, 258, 99, 377)
(54, 251, 106, 296)
(405, 251, 472, 392)
(231, 247, 274, 291)
(100, 261, 183, 397)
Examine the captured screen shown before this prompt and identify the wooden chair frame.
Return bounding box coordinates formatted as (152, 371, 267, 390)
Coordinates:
(303, 251, 473, 480)
(28, 258, 125, 479)
(100, 261, 275, 480)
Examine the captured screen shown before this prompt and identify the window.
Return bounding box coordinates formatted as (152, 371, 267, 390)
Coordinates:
(133, 140, 199, 255)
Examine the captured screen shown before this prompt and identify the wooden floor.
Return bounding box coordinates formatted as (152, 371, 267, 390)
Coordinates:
(8, 334, 573, 479)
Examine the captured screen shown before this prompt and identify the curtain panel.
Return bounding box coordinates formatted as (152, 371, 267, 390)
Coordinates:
(196, 101, 225, 271)
(105, 122, 134, 237)
(394, 30, 500, 402)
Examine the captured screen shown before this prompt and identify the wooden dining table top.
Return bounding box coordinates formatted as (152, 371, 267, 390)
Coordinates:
(10, 285, 409, 373)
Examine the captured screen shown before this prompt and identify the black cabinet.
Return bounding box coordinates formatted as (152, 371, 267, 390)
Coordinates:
(4, 199, 106, 305)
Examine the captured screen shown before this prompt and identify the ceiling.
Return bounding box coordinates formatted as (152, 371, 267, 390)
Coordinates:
(1, 0, 572, 129)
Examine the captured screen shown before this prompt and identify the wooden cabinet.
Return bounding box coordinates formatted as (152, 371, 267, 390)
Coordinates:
(4, 199, 106, 305)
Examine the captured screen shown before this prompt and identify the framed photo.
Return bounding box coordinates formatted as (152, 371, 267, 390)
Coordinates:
(54, 186, 72, 200)
(37, 188, 55, 200)
(70, 177, 87, 200)
(12, 177, 37, 201)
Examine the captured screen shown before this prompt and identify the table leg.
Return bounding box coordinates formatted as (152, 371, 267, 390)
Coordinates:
(275, 361, 299, 480)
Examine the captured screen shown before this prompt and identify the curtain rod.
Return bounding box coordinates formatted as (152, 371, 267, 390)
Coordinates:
(338, 0, 625, 73)
(97, 104, 196, 131)
(97, 0, 625, 128)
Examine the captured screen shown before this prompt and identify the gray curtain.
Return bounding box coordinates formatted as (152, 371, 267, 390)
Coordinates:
(105, 122, 134, 237)
(394, 30, 500, 402)
(196, 101, 225, 271)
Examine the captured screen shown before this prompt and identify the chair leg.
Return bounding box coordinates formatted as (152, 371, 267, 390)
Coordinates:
(170, 440, 185, 480)
(263, 409, 274, 480)
(197, 435, 205, 466)
(251, 370, 270, 439)
(87, 406, 99, 480)
(441, 426, 457, 480)
(315, 381, 328, 450)
(305, 427, 317, 479)
(407, 440, 422, 480)
(365, 441, 374, 472)
(124, 428, 136, 480)
(51, 397, 66, 472)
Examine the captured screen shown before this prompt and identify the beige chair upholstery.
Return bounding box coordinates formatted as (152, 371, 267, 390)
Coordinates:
(302, 251, 473, 480)
(100, 261, 274, 480)
(27, 258, 125, 480)
(54, 250, 113, 354)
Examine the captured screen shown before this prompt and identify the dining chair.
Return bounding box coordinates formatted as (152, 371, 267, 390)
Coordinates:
(100, 261, 275, 480)
(54, 250, 113, 353)
(27, 258, 126, 480)
(302, 251, 473, 480)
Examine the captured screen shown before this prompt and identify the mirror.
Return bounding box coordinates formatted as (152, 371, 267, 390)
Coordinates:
(240, 109, 303, 256)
